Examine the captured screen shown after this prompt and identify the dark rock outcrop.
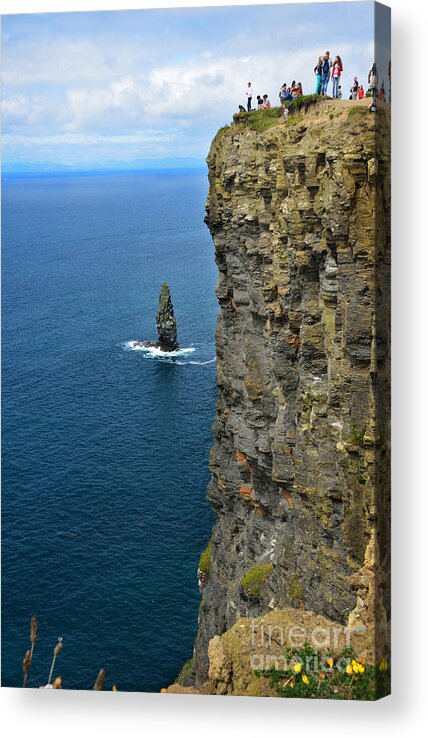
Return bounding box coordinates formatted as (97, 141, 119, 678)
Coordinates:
(132, 283, 179, 352)
(156, 283, 179, 352)
(188, 100, 390, 690)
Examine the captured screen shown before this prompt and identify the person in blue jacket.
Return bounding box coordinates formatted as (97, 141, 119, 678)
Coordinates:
(321, 51, 332, 95)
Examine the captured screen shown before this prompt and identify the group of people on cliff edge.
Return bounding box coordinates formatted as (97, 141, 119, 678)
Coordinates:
(241, 80, 304, 113)
(350, 64, 388, 103)
(244, 83, 273, 111)
(314, 51, 343, 98)
(240, 56, 390, 116)
(279, 81, 304, 104)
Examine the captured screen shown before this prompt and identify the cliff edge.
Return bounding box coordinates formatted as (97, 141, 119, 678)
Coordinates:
(179, 99, 390, 696)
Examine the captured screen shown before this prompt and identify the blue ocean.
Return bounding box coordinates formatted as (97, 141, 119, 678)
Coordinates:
(1, 169, 217, 691)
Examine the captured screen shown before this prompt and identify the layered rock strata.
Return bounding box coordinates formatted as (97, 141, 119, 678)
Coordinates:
(189, 100, 390, 692)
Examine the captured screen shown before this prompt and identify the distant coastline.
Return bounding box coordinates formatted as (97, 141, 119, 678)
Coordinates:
(2, 163, 207, 178)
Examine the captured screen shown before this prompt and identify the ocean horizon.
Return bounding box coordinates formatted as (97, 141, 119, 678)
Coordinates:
(1, 163, 207, 178)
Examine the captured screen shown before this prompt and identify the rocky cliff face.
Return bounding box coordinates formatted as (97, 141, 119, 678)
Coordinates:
(191, 100, 390, 688)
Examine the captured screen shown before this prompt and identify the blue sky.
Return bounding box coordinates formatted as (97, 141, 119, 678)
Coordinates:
(1, 2, 388, 172)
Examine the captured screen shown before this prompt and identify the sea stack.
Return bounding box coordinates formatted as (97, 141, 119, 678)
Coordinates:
(156, 283, 178, 352)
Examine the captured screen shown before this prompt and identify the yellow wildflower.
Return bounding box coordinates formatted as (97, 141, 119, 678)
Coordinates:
(345, 664, 353, 675)
(302, 674, 309, 685)
(290, 680, 295, 689)
(293, 662, 302, 673)
(326, 658, 333, 668)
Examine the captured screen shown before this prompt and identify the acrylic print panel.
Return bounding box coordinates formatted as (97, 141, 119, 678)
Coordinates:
(1, 1, 391, 698)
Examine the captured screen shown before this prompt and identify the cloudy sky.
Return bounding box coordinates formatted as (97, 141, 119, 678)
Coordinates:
(1, 2, 388, 172)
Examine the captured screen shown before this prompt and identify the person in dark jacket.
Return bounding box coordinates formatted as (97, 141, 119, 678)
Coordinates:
(350, 76, 359, 100)
(320, 51, 332, 95)
(368, 63, 378, 101)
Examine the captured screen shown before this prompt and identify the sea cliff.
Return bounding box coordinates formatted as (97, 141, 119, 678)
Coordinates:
(171, 99, 390, 696)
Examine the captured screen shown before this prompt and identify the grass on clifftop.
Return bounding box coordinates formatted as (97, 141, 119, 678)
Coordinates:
(232, 94, 321, 132)
(234, 106, 283, 131)
(240, 562, 273, 598)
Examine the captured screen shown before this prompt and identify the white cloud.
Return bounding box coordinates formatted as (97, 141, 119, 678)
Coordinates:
(1, 6, 379, 168)
(3, 40, 375, 135)
(2, 38, 146, 87)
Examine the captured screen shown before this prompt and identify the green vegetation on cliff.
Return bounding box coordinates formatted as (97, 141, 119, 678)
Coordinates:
(255, 643, 390, 700)
(198, 541, 212, 575)
(234, 106, 282, 132)
(231, 94, 321, 132)
(240, 562, 273, 598)
(176, 657, 194, 684)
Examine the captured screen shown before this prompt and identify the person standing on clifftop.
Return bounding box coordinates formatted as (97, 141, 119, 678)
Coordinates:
(367, 62, 379, 112)
(331, 55, 343, 98)
(246, 82, 253, 111)
(350, 76, 359, 99)
(388, 60, 391, 101)
(314, 56, 323, 94)
(368, 63, 378, 102)
(320, 51, 332, 95)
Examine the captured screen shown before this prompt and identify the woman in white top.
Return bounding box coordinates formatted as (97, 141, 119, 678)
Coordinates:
(246, 82, 253, 111)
